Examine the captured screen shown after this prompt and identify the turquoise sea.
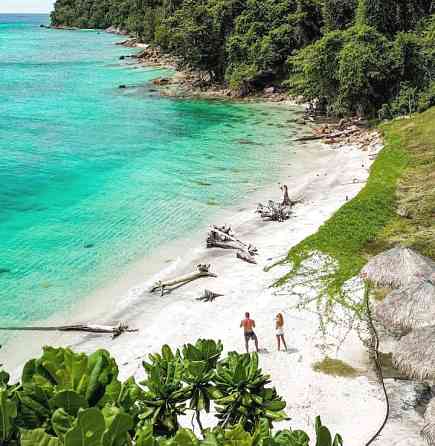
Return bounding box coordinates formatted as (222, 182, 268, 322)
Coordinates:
(0, 14, 300, 325)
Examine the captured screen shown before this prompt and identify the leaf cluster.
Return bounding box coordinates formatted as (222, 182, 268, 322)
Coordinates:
(288, 17, 435, 116)
(0, 341, 343, 445)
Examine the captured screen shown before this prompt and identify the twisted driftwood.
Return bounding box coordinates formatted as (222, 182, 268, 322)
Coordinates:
(0, 323, 137, 339)
(207, 225, 258, 263)
(150, 264, 217, 296)
(207, 225, 257, 254)
(257, 200, 291, 222)
(257, 185, 300, 222)
(196, 289, 224, 303)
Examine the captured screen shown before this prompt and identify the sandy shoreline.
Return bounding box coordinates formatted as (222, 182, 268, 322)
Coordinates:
(2, 25, 426, 446)
(4, 123, 426, 444)
(1, 35, 427, 442)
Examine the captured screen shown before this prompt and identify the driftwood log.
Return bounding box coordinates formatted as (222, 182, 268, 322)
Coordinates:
(151, 264, 217, 296)
(207, 225, 258, 263)
(207, 225, 257, 254)
(196, 289, 224, 303)
(281, 184, 292, 206)
(237, 250, 257, 264)
(257, 200, 291, 222)
(0, 323, 137, 339)
(257, 185, 300, 222)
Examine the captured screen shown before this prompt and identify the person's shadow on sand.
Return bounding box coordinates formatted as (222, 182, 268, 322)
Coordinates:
(257, 348, 299, 355)
(286, 348, 299, 354)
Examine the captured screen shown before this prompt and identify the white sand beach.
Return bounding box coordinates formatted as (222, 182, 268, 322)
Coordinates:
(1, 132, 425, 445)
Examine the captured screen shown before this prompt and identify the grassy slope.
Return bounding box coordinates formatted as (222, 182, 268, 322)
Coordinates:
(276, 107, 435, 297)
(369, 108, 435, 260)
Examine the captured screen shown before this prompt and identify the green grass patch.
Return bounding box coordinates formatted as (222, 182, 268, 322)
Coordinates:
(369, 109, 435, 260)
(275, 107, 435, 307)
(275, 129, 410, 300)
(312, 357, 360, 378)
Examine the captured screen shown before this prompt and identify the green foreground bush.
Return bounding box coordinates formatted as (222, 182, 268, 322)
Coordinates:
(0, 340, 342, 445)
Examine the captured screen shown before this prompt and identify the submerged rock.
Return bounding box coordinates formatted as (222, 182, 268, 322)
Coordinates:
(236, 139, 263, 146)
(192, 179, 211, 187)
(153, 77, 170, 86)
(105, 26, 129, 36)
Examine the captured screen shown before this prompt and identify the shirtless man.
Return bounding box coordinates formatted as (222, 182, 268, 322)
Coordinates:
(240, 312, 259, 353)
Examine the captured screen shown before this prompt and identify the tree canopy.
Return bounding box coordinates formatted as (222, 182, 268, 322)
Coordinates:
(51, 0, 435, 116)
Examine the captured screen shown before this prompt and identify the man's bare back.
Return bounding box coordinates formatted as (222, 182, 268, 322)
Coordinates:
(240, 312, 259, 353)
(240, 318, 255, 332)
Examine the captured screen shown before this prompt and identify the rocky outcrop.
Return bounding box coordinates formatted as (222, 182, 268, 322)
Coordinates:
(49, 24, 80, 30)
(105, 26, 129, 36)
(136, 46, 171, 66)
(116, 37, 138, 47)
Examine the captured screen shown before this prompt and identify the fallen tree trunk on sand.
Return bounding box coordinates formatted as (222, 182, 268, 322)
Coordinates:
(150, 264, 217, 296)
(196, 289, 224, 302)
(207, 225, 258, 263)
(0, 323, 137, 339)
(207, 225, 257, 254)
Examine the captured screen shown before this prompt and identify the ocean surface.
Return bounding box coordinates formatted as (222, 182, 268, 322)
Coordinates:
(0, 14, 301, 326)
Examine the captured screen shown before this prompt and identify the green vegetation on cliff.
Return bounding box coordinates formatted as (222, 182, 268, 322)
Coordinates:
(276, 106, 435, 306)
(370, 107, 435, 259)
(51, 0, 435, 116)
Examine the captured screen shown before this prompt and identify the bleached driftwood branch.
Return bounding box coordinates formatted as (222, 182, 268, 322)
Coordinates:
(207, 225, 258, 263)
(257, 200, 292, 222)
(257, 185, 301, 222)
(196, 289, 224, 303)
(150, 264, 217, 296)
(207, 225, 257, 254)
(0, 323, 137, 339)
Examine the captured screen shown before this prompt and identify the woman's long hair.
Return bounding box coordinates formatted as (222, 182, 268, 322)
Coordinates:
(276, 313, 284, 327)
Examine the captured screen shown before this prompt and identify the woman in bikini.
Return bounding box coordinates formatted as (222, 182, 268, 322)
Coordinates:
(275, 313, 287, 351)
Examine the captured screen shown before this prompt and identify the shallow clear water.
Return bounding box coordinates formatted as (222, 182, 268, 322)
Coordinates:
(0, 14, 301, 324)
